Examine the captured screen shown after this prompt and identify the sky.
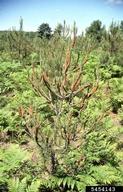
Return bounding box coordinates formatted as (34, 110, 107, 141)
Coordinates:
(0, 0, 123, 33)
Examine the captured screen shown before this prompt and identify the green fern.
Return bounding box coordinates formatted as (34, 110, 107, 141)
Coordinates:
(89, 164, 122, 184)
(8, 177, 27, 192)
(39, 176, 84, 192)
(0, 144, 29, 182)
(26, 179, 41, 192)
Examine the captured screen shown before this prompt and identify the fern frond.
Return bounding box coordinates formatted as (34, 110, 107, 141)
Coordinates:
(8, 177, 27, 192)
(26, 179, 41, 192)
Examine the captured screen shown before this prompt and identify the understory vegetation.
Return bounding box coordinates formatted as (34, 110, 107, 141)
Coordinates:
(0, 19, 123, 192)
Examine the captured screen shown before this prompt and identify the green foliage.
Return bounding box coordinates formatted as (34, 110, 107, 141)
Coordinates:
(86, 20, 105, 42)
(0, 61, 21, 95)
(110, 78, 123, 113)
(0, 144, 29, 183)
(8, 177, 27, 192)
(7, 178, 41, 192)
(38, 23, 52, 39)
(89, 165, 122, 185)
(26, 179, 41, 192)
(54, 23, 63, 36)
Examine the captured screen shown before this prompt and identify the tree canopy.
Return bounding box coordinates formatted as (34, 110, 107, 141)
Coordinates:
(38, 23, 52, 39)
(86, 20, 105, 42)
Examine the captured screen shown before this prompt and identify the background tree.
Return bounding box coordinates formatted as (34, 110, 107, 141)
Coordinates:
(54, 23, 63, 36)
(38, 23, 52, 39)
(120, 20, 123, 33)
(86, 20, 105, 42)
(6, 17, 33, 63)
